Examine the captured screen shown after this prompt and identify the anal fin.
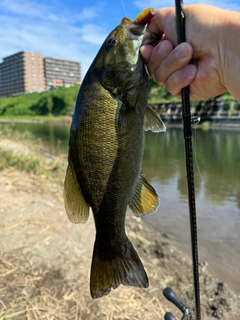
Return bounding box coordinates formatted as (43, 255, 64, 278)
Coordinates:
(129, 173, 159, 217)
(63, 163, 90, 223)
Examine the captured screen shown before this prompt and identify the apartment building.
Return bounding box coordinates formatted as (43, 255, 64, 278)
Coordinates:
(0, 51, 45, 97)
(44, 57, 81, 89)
(0, 51, 81, 97)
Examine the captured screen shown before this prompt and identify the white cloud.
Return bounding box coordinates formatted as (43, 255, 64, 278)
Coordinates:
(77, 6, 102, 22)
(0, 0, 58, 20)
(79, 24, 108, 45)
(1, 0, 240, 81)
(134, 0, 175, 10)
(0, 0, 110, 78)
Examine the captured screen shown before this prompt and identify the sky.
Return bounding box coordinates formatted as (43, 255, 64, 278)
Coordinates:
(0, 0, 240, 78)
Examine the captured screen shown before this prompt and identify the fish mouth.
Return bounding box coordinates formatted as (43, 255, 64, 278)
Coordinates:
(126, 7, 156, 39)
(134, 7, 155, 25)
(119, 17, 146, 69)
(142, 30, 160, 46)
(134, 8, 161, 46)
(121, 8, 160, 45)
(121, 18, 146, 40)
(119, 8, 160, 69)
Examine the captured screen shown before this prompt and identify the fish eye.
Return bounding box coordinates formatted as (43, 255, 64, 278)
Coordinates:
(107, 38, 118, 48)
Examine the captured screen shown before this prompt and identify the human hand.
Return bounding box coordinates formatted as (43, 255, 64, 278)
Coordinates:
(141, 5, 240, 101)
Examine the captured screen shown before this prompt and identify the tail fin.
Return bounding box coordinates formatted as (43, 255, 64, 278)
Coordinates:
(90, 238, 149, 299)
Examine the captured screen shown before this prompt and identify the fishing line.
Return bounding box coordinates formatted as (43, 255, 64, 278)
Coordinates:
(192, 123, 203, 184)
(120, 0, 127, 16)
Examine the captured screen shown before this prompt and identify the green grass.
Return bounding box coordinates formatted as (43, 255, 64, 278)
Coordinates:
(0, 79, 237, 119)
(0, 147, 66, 181)
(0, 127, 66, 180)
(0, 85, 79, 118)
(0, 115, 72, 123)
(0, 150, 41, 173)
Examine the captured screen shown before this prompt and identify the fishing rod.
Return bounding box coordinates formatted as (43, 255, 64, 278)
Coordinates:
(162, 1, 201, 319)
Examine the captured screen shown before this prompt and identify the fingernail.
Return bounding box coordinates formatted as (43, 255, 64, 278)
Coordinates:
(185, 64, 196, 78)
(176, 43, 189, 60)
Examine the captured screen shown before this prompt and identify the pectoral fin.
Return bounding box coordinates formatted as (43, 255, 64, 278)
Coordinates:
(129, 173, 159, 217)
(63, 163, 90, 223)
(144, 106, 166, 132)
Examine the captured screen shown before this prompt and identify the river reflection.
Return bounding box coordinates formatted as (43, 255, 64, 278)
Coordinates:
(143, 129, 240, 209)
(0, 121, 70, 154)
(1, 121, 240, 291)
(142, 128, 240, 292)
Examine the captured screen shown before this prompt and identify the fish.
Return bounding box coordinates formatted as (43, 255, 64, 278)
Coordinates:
(63, 8, 166, 299)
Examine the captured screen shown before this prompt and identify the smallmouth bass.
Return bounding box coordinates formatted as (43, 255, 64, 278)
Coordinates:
(64, 8, 166, 299)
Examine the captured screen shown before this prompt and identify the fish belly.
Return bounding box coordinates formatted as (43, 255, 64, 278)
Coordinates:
(69, 83, 148, 298)
(71, 84, 144, 218)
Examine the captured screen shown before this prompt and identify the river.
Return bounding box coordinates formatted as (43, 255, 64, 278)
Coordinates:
(1, 121, 240, 293)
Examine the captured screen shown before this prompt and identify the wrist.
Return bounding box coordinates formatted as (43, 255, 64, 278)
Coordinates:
(220, 10, 240, 101)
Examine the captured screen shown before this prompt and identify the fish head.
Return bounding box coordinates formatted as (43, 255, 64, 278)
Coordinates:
(114, 17, 146, 66)
(92, 8, 156, 95)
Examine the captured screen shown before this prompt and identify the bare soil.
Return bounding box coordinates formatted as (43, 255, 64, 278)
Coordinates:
(0, 144, 239, 319)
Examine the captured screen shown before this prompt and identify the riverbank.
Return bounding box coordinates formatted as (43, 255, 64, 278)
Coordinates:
(0, 115, 72, 124)
(0, 139, 240, 319)
(2, 114, 240, 130)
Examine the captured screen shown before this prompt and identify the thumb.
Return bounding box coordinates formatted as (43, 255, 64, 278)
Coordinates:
(147, 7, 177, 46)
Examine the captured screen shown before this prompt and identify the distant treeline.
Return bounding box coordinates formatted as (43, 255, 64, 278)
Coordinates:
(0, 85, 79, 117)
(148, 77, 181, 104)
(0, 80, 174, 117)
(0, 79, 236, 117)
(148, 78, 236, 109)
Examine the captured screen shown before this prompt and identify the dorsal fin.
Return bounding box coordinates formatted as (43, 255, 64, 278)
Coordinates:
(144, 106, 166, 132)
(129, 173, 160, 217)
(63, 163, 90, 223)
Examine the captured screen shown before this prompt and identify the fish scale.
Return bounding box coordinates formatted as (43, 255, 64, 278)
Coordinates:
(64, 8, 166, 298)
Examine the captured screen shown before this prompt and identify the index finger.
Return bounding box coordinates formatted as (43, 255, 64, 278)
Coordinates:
(146, 7, 177, 46)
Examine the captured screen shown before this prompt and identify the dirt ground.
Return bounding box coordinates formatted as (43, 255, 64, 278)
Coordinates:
(0, 145, 240, 319)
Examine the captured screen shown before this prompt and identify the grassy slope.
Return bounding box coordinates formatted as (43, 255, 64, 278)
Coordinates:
(0, 80, 237, 119)
(0, 85, 79, 118)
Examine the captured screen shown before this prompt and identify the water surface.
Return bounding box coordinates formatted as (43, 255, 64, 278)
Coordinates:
(1, 121, 240, 292)
(142, 129, 240, 292)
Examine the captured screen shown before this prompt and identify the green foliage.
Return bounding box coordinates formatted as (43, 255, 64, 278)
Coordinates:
(52, 86, 77, 115)
(147, 77, 237, 108)
(31, 93, 54, 115)
(0, 79, 237, 118)
(201, 121, 211, 130)
(148, 77, 180, 103)
(0, 85, 79, 117)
